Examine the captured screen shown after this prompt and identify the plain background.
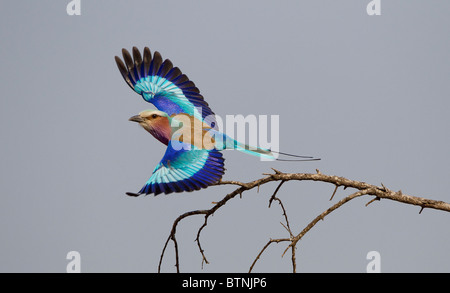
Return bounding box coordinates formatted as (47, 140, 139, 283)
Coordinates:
(0, 1, 449, 273)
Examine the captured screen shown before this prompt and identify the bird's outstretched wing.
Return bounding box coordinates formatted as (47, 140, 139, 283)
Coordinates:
(115, 47, 217, 128)
(131, 142, 225, 196)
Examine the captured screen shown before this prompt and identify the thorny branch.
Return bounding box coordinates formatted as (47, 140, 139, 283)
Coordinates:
(157, 169, 450, 273)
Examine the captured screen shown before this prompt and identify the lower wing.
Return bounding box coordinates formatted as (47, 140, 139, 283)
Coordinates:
(128, 141, 225, 196)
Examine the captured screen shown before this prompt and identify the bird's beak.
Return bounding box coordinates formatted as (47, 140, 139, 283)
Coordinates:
(128, 115, 144, 123)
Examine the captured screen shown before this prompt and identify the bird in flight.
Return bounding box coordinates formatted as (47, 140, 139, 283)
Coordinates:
(115, 47, 318, 196)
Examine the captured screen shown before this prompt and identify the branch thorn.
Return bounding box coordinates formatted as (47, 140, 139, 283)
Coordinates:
(271, 168, 282, 174)
(329, 185, 339, 201)
(365, 196, 380, 207)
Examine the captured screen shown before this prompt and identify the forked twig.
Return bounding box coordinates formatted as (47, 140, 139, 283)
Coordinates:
(156, 169, 450, 272)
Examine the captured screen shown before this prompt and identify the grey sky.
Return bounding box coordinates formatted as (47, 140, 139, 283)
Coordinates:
(0, 1, 449, 272)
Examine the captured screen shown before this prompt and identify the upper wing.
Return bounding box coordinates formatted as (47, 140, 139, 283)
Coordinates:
(135, 142, 225, 196)
(115, 47, 217, 129)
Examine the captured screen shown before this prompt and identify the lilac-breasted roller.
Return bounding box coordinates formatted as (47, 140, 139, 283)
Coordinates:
(115, 47, 318, 196)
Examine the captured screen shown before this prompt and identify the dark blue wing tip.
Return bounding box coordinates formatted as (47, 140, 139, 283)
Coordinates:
(137, 171, 223, 196)
(138, 181, 198, 196)
(130, 148, 225, 197)
(116, 47, 218, 128)
(116, 47, 187, 90)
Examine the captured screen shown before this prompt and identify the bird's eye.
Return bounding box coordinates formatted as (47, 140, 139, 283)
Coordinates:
(151, 114, 158, 119)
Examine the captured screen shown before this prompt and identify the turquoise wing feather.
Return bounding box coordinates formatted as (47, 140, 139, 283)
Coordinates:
(137, 141, 225, 195)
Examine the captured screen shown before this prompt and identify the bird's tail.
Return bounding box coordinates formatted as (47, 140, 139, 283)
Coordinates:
(235, 141, 275, 160)
(234, 141, 320, 162)
(210, 131, 320, 161)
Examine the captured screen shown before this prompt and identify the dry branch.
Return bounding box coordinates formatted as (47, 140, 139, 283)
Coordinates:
(157, 169, 450, 273)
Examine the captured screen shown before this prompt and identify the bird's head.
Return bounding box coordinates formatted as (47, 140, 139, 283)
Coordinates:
(129, 110, 171, 145)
